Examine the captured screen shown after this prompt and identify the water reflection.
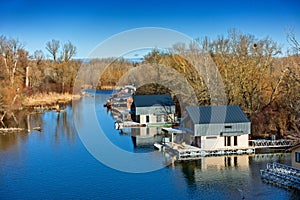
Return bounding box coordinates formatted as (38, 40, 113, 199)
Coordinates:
(119, 127, 162, 148)
(173, 153, 298, 199)
(0, 132, 27, 151)
(1, 94, 299, 199)
(54, 107, 76, 144)
(0, 105, 76, 152)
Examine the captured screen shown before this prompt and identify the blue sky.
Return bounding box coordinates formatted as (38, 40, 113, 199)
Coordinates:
(1, 0, 299, 58)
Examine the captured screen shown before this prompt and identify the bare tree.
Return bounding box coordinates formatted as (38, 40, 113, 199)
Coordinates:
(0, 36, 24, 87)
(287, 28, 300, 55)
(61, 41, 77, 62)
(46, 39, 60, 62)
(34, 50, 45, 64)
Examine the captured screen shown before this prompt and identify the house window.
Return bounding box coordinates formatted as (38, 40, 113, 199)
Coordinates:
(146, 116, 150, 123)
(224, 136, 231, 146)
(164, 115, 168, 122)
(227, 136, 231, 146)
(146, 128, 150, 135)
(157, 115, 162, 122)
(295, 152, 300, 163)
(206, 136, 217, 139)
(234, 136, 238, 146)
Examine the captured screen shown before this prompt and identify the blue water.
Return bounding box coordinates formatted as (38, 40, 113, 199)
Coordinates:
(0, 91, 299, 199)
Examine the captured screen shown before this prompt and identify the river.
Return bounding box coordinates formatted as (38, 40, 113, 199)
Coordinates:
(0, 91, 299, 199)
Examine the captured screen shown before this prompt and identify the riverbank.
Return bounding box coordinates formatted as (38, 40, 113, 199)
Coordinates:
(22, 92, 81, 108)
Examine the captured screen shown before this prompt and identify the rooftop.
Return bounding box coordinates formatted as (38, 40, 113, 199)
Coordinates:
(132, 94, 174, 107)
(186, 105, 250, 124)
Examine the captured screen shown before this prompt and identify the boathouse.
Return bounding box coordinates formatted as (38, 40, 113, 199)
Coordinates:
(289, 143, 300, 169)
(180, 105, 251, 150)
(130, 94, 175, 125)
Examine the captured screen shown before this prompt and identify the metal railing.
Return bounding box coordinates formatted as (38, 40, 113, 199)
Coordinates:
(249, 139, 297, 148)
(260, 162, 300, 190)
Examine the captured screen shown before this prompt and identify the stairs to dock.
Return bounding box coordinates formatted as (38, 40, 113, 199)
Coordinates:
(260, 162, 300, 190)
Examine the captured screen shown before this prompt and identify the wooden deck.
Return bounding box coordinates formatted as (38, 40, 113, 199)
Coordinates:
(162, 142, 255, 161)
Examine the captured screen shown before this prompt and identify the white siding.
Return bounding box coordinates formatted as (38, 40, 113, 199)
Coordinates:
(139, 115, 146, 124)
(150, 115, 156, 123)
(201, 136, 223, 150)
(200, 134, 249, 150)
(139, 114, 159, 124)
(238, 134, 249, 148)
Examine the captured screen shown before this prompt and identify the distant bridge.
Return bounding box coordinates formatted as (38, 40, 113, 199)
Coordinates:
(249, 139, 298, 149)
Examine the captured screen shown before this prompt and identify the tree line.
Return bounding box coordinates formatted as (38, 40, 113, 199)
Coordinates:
(0, 37, 81, 127)
(0, 29, 299, 139)
(139, 29, 299, 139)
(102, 29, 299, 139)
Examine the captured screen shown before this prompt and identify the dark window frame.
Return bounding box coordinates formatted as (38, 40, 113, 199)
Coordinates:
(224, 136, 231, 146)
(234, 136, 238, 146)
(296, 152, 300, 163)
(227, 136, 231, 146)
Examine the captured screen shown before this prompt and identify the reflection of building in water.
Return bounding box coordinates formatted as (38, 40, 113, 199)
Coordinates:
(177, 155, 251, 198)
(131, 135, 162, 147)
(181, 106, 250, 150)
(121, 127, 162, 147)
(199, 155, 250, 170)
(130, 127, 161, 137)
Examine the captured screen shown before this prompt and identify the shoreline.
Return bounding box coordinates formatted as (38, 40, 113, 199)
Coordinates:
(22, 92, 81, 109)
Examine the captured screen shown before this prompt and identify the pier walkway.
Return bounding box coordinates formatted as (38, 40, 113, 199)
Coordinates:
(249, 139, 298, 149)
(260, 162, 300, 190)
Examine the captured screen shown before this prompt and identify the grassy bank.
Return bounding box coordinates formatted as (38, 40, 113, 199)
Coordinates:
(22, 92, 81, 107)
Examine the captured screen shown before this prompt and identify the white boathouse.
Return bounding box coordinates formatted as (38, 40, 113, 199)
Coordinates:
(180, 105, 251, 150)
(130, 94, 176, 125)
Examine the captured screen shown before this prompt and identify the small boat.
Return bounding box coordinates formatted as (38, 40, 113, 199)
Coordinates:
(103, 100, 112, 109)
(154, 143, 163, 151)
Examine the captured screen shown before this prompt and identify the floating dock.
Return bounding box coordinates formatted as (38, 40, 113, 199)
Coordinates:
(260, 162, 300, 190)
(161, 142, 255, 160)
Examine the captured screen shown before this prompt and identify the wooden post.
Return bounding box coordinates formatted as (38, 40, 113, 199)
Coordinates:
(27, 114, 31, 133)
(172, 132, 174, 148)
(25, 66, 29, 87)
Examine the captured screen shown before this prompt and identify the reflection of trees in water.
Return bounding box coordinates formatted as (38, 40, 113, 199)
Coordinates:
(29, 112, 43, 129)
(0, 105, 77, 151)
(0, 132, 28, 151)
(0, 109, 30, 151)
(54, 106, 76, 145)
(179, 160, 202, 187)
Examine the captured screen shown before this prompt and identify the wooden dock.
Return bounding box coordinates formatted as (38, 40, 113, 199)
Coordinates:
(260, 162, 300, 190)
(162, 142, 255, 161)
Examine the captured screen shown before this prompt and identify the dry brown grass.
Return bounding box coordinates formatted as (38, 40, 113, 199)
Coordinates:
(22, 92, 81, 107)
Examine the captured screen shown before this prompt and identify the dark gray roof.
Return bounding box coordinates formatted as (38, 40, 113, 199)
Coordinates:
(186, 105, 250, 124)
(133, 94, 174, 107)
